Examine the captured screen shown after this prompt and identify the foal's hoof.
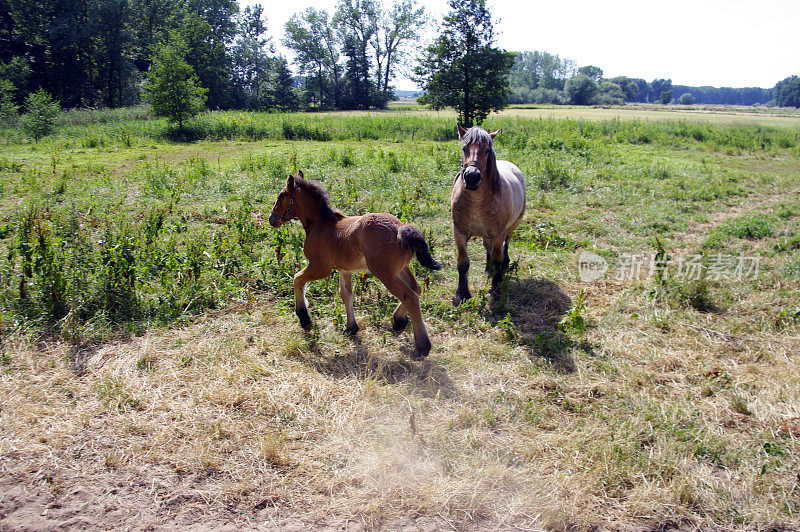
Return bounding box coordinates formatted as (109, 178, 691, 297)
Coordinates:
(344, 324, 359, 337)
(296, 307, 312, 330)
(411, 339, 431, 361)
(392, 315, 409, 332)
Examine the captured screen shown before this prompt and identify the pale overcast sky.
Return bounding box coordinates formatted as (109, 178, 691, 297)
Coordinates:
(248, 0, 800, 90)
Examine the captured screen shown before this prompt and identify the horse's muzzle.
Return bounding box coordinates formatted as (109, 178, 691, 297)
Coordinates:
(463, 166, 482, 190)
(268, 212, 281, 227)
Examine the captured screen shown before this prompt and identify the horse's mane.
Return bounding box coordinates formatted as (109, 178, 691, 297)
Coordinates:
(462, 127, 500, 193)
(294, 175, 343, 220)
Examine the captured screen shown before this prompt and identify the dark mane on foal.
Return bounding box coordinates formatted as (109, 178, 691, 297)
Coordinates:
(461, 126, 500, 193)
(294, 175, 343, 220)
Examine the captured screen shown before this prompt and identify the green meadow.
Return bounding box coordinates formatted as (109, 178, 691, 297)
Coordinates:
(1, 107, 799, 530)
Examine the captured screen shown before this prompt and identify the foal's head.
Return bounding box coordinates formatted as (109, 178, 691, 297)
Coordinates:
(458, 124, 500, 191)
(268, 171, 340, 227)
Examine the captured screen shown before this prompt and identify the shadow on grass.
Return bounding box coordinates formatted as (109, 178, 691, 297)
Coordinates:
(294, 334, 458, 399)
(490, 277, 578, 373)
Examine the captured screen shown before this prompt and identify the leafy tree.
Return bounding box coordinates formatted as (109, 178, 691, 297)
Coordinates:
(334, 0, 378, 109)
(578, 65, 603, 82)
(371, 0, 426, 106)
(20, 88, 59, 140)
(0, 78, 19, 124)
(594, 81, 624, 105)
(649, 78, 671, 103)
(774, 75, 800, 108)
(270, 55, 299, 111)
(564, 74, 597, 105)
(231, 4, 273, 109)
(143, 35, 207, 131)
(91, 0, 138, 107)
(180, 13, 232, 109)
(284, 8, 342, 109)
(608, 76, 639, 102)
(413, 0, 515, 126)
(677, 92, 695, 105)
(659, 89, 673, 104)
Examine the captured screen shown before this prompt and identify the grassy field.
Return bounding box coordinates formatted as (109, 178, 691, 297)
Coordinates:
(0, 106, 799, 530)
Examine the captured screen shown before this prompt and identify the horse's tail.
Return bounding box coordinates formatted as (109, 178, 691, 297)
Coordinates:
(398, 224, 442, 271)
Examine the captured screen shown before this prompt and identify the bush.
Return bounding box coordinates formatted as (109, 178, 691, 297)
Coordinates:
(677, 93, 696, 105)
(20, 89, 60, 140)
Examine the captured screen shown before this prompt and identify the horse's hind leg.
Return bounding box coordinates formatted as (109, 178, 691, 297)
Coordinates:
(339, 271, 358, 336)
(293, 263, 332, 330)
(502, 237, 511, 270)
(488, 234, 507, 291)
(392, 266, 420, 332)
(378, 273, 431, 360)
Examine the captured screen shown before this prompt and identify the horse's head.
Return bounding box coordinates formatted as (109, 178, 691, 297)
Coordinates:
(458, 124, 499, 191)
(269, 171, 303, 227)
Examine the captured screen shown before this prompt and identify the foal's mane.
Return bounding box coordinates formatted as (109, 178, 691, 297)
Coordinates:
(461, 126, 500, 193)
(294, 175, 343, 221)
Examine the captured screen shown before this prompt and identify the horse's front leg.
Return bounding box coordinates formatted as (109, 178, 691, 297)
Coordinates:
(293, 262, 332, 330)
(453, 228, 471, 306)
(339, 271, 359, 336)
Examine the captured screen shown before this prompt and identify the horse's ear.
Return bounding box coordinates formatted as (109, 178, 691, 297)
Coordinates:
(457, 124, 467, 139)
(489, 130, 500, 141)
(297, 170, 304, 179)
(286, 175, 295, 189)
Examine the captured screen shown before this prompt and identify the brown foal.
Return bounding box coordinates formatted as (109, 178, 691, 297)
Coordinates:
(268, 171, 442, 360)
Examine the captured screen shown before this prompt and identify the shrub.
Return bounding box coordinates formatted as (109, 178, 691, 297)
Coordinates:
(20, 89, 61, 140)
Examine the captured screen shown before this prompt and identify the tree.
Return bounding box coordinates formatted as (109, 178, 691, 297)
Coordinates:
(371, 0, 426, 106)
(564, 74, 597, 105)
(231, 4, 273, 109)
(649, 78, 671, 103)
(659, 89, 673, 104)
(594, 81, 624, 105)
(774, 76, 800, 108)
(578, 65, 602, 82)
(270, 55, 299, 111)
(334, 0, 378, 109)
(19, 88, 60, 140)
(413, 0, 515, 126)
(677, 92, 695, 105)
(143, 35, 207, 131)
(284, 8, 342, 109)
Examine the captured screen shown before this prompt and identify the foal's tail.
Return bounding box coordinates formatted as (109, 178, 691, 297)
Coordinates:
(398, 225, 443, 271)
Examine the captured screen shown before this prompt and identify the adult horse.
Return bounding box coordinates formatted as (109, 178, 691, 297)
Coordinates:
(451, 125, 526, 305)
(269, 171, 442, 360)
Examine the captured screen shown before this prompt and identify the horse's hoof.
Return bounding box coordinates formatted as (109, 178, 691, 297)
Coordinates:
(392, 315, 409, 332)
(344, 324, 359, 337)
(410, 344, 430, 361)
(452, 292, 471, 306)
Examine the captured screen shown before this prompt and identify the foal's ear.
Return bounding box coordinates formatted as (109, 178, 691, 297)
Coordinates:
(489, 129, 500, 141)
(457, 124, 467, 139)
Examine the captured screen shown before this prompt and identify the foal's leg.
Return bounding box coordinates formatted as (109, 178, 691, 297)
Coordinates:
(293, 262, 332, 330)
(453, 228, 471, 306)
(339, 271, 359, 335)
(378, 273, 431, 360)
(392, 266, 421, 332)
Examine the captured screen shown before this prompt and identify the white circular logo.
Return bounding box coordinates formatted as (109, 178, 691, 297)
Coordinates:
(577, 251, 608, 283)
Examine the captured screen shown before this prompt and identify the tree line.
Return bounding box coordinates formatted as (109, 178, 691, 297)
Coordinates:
(0, 0, 426, 114)
(507, 55, 781, 107)
(1, 0, 798, 129)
